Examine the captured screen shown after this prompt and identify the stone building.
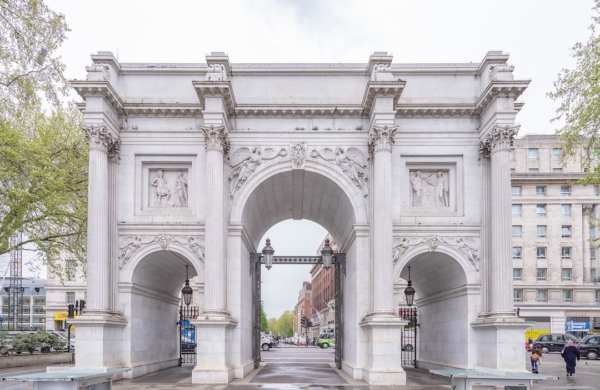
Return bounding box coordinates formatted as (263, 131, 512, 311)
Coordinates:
(511, 134, 600, 337)
(0, 278, 46, 330)
(309, 235, 337, 339)
(293, 281, 312, 337)
(44, 261, 86, 331)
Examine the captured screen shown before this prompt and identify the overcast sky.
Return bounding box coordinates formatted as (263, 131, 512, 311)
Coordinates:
(38, 0, 596, 317)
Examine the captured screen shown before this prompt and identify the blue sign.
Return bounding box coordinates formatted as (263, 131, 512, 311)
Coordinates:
(566, 322, 590, 331)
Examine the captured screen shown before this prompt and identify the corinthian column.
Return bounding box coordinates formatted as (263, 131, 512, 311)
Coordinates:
(200, 124, 230, 317)
(83, 125, 118, 315)
(583, 204, 593, 283)
(486, 125, 519, 317)
(368, 125, 397, 316)
(108, 144, 120, 314)
(478, 145, 491, 315)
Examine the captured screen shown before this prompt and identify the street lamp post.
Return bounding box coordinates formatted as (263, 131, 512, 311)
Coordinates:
(179, 265, 193, 366)
(404, 266, 416, 307)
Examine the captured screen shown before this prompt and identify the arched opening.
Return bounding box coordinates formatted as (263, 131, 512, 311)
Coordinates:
(122, 247, 202, 377)
(397, 248, 478, 371)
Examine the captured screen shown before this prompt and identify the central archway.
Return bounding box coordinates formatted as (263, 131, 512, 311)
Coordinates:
(226, 163, 370, 380)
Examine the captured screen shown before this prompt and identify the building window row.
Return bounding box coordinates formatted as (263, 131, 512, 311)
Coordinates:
(512, 204, 572, 217)
(513, 268, 573, 281)
(513, 224, 570, 238)
(512, 246, 572, 260)
(513, 289, 574, 303)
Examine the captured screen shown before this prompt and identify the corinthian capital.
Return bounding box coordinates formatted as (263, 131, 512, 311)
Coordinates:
(82, 124, 119, 153)
(481, 125, 520, 154)
(368, 125, 398, 155)
(200, 124, 230, 153)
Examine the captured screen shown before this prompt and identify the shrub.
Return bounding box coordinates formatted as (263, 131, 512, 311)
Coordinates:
(12, 333, 39, 354)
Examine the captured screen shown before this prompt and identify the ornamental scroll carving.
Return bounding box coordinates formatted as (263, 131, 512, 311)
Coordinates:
(479, 125, 520, 154)
(310, 147, 369, 196)
(228, 147, 288, 195)
(118, 235, 205, 269)
(393, 236, 480, 271)
(489, 63, 514, 81)
(205, 64, 227, 81)
(199, 124, 230, 153)
(85, 64, 110, 82)
(82, 125, 119, 153)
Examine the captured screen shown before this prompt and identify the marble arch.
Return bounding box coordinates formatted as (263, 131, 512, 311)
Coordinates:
(73, 50, 531, 386)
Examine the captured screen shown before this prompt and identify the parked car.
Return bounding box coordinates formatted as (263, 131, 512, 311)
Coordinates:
(317, 333, 334, 349)
(578, 334, 600, 360)
(533, 333, 579, 354)
(297, 337, 306, 346)
(260, 336, 273, 351)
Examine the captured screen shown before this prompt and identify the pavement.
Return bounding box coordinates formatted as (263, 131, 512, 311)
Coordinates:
(0, 347, 599, 389)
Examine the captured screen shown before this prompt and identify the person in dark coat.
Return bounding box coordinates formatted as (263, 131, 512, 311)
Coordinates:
(561, 340, 580, 376)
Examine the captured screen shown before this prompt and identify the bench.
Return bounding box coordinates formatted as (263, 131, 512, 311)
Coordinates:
(430, 369, 558, 390)
(3, 367, 130, 390)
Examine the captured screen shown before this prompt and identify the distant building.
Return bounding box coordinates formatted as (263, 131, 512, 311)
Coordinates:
(0, 278, 47, 330)
(309, 234, 337, 339)
(293, 281, 311, 338)
(44, 260, 86, 331)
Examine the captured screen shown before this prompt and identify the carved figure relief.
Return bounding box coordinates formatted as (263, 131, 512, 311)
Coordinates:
(119, 235, 205, 269)
(409, 170, 449, 208)
(205, 64, 227, 81)
(291, 142, 306, 169)
(310, 147, 369, 196)
(393, 236, 480, 271)
(175, 172, 188, 207)
(151, 169, 171, 207)
(149, 169, 189, 208)
(228, 147, 288, 195)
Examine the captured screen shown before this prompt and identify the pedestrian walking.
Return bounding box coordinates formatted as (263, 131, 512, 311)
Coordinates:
(530, 349, 540, 374)
(561, 340, 580, 377)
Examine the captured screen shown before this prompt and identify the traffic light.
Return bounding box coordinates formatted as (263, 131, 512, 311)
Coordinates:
(308, 321, 313, 328)
(301, 316, 307, 328)
(68, 304, 75, 319)
(79, 300, 86, 313)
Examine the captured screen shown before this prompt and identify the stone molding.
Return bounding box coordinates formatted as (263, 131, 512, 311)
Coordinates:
(118, 235, 205, 269)
(122, 104, 203, 117)
(82, 125, 119, 153)
(393, 235, 480, 271)
(361, 80, 406, 115)
(228, 146, 288, 195)
(310, 147, 369, 196)
(474, 80, 530, 115)
(368, 125, 398, 155)
(192, 81, 236, 115)
(72, 81, 124, 115)
(489, 63, 515, 81)
(85, 64, 110, 82)
(200, 124, 230, 154)
(479, 125, 520, 155)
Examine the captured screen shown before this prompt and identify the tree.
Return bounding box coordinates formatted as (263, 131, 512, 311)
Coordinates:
(0, 1, 86, 275)
(260, 304, 269, 332)
(549, 0, 600, 184)
(276, 310, 294, 338)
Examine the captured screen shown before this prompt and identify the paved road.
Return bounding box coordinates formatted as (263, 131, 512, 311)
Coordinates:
(0, 347, 598, 389)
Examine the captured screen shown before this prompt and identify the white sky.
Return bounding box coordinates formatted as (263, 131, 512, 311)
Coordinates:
(37, 0, 596, 315)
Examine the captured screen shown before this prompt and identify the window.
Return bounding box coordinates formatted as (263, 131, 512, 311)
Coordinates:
(592, 248, 597, 260)
(512, 226, 522, 238)
(537, 247, 547, 259)
(66, 260, 77, 279)
(512, 247, 522, 259)
(562, 290, 573, 302)
(512, 204, 522, 216)
(562, 204, 571, 216)
(537, 290, 548, 302)
(553, 168, 563, 173)
(529, 148, 539, 160)
(596, 290, 600, 303)
(561, 186, 571, 196)
(513, 268, 522, 281)
(66, 292, 75, 304)
(514, 289, 523, 302)
(562, 268, 572, 281)
(509, 149, 515, 160)
(529, 168, 539, 173)
(553, 148, 562, 159)
(510, 168, 515, 173)
(537, 268, 547, 281)
(591, 269, 597, 280)
(537, 225, 547, 238)
(562, 247, 572, 259)
(591, 227, 597, 239)
(595, 186, 599, 196)
(537, 204, 547, 217)
(512, 186, 522, 196)
(536, 186, 546, 196)
(562, 226, 572, 238)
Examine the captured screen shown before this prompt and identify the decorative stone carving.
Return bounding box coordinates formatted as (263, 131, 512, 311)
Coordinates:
(199, 124, 230, 153)
(151, 169, 171, 207)
(85, 63, 110, 81)
(368, 125, 398, 156)
(480, 125, 520, 154)
(119, 235, 205, 269)
(205, 64, 227, 81)
(228, 147, 288, 195)
(82, 124, 119, 153)
(175, 172, 188, 207)
(310, 147, 369, 196)
(393, 236, 480, 270)
(489, 63, 515, 81)
(291, 142, 306, 169)
(371, 64, 393, 81)
(409, 170, 449, 208)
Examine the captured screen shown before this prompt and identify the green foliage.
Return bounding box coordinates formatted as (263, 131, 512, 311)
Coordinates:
(549, 0, 600, 184)
(36, 331, 65, 352)
(268, 310, 294, 338)
(260, 304, 269, 332)
(11, 332, 38, 354)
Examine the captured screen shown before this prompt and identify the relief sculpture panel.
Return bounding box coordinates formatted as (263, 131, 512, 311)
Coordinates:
(149, 169, 189, 208)
(409, 170, 449, 208)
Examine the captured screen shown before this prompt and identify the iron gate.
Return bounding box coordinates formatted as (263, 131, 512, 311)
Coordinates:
(179, 305, 199, 365)
(400, 307, 417, 367)
(250, 252, 346, 369)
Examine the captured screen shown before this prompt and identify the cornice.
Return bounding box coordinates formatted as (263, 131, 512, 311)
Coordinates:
(361, 80, 406, 115)
(396, 104, 476, 118)
(71, 80, 125, 115)
(233, 105, 364, 118)
(474, 80, 530, 115)
(192, 81, 236, 115)
(122, 103, 202, 117)
(511, 173, 586, 185)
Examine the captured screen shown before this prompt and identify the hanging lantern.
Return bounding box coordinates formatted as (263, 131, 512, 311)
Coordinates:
(321, 238, 333, 269)
(262, 238, 275, 270)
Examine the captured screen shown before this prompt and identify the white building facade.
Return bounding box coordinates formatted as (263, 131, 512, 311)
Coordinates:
(72, 51, 530, 385)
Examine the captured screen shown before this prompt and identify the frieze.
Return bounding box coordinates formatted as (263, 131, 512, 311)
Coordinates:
(119, 235, 205, 269)
(310, 147, 369, 196)
(393, 236, 479, 271)
(228, 147, 288, 195)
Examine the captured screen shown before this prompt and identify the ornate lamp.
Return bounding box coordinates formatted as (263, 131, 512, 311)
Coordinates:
(321, 238, 333, 270)
(181, 265, 193, 307)
(404, 266, 416, 307)
(262, 238, 275, 270)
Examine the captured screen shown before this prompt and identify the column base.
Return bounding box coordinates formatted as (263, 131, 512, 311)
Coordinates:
(359, 316, 408, 386)
(70, 314, 127, 368)
(191, 316, 238, 384)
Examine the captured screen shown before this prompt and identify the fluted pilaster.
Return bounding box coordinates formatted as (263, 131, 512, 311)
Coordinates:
(368, 125, 397, 315)
(83, 125, 119, 314)
(583, 204, 593, 283)
(479, 145, 492, 315)
(200, 125, 230, 316)
(108, 146, 120, 313)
